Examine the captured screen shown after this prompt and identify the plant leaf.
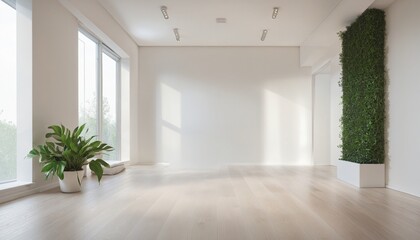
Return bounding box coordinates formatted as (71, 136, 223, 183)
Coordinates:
(95, 159, 110, 168)
(89, 160, 104, 183)
(57, 161, 66, 180)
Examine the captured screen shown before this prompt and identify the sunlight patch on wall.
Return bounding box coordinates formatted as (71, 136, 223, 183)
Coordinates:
(263, 90, 282, 164)
(159, 83, 182, 165)
(263, 89, 311, 165)
(161, 83, 181, 128)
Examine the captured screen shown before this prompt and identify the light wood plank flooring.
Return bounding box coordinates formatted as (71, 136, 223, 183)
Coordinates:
(1, 165, 420, 240)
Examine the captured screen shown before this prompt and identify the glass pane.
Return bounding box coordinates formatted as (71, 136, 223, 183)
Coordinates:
(78, 31, 98, 139)
(0, 1, 17, 183)
(101, 52, 118, 160)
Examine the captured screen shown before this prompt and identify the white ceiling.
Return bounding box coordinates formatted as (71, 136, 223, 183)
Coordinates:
(370, 0, 396, 9)
(99, 0, 345, 46)
(98, 0, 395, 47)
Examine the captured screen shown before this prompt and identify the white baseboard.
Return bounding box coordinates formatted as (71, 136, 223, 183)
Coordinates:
(386, 184, 420, 198)
(313, 162, 332, 166)
(132, 162, 170, 166)
(0, 181, 59, 204)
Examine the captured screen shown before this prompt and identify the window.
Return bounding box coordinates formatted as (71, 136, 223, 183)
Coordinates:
(78, 29, 120, 161)
(101, 51, 119, 161)
(0, 0, 32, 187)
(0, 0, 17, 183)
(78, 31, 98, 139)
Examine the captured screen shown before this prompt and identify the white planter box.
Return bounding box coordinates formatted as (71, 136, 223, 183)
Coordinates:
(337, 160, 385, 187)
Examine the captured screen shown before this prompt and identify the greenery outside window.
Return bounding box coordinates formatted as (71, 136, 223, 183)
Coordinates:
(78, 29, 120, 161)
(0, 0, 32, 189)
(0, 0, 17, 183)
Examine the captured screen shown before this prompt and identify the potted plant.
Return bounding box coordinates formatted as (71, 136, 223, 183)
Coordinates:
(28, 124, 112, 193)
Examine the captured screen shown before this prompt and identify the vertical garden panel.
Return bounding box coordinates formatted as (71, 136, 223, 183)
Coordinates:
(340, 9, 386, 164)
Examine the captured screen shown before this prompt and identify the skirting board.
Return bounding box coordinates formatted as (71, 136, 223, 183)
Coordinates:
(0, 181, 59, 204)
(134, 162, 170, 166)
(337, 160, 385, 187)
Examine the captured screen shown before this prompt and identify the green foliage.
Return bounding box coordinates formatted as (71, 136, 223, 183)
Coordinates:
(339, 9, 385, 164)
(0, 119, 16, 182)
(28, 124, 113, 183)
(79, 97, 118, 161)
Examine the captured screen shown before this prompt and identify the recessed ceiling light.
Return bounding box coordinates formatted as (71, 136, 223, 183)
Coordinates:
(173, 28, 180, 41)
(216, 18, 227, 23)
(161, 6, 169, 19)
(261, 29, 268, 41)
(272, 7, 279, 19)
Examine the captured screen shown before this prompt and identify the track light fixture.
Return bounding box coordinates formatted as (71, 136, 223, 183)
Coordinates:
(161, 6, 169, 19)
(261, 29, 268, 41)
(173, 28, 180, 41)
(272, 7, 279, 19)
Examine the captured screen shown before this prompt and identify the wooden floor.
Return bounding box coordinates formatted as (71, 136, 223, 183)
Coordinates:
(1, 165, 420, 240)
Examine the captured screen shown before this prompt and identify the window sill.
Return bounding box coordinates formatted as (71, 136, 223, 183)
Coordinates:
(0, 181, 33, 191)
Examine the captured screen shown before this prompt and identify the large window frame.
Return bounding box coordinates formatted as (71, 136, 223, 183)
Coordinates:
(2, 0, 15, 8)
(0, 0, 17, 184)
(78, 28, 121, 161)
(0, 0, 32, 190)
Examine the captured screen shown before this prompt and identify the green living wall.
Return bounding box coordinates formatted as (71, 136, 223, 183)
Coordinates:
(340, 9, 385, 164)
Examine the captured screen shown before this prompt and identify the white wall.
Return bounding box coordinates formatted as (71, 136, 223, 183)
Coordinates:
(329, 57, 342, 167)
(312, 56, 342, 167)
(0, 0, 139, 203)
(386, 0, 420, 197)
(32, 0, 79, 184)
(138, 47, 312, 168)
(313, 74, 331, 165)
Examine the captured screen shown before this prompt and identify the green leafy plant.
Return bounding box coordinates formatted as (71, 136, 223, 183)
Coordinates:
(339, 8, 385, 164)
(28, 124, 112, 183)
(0, 117, 17, 182)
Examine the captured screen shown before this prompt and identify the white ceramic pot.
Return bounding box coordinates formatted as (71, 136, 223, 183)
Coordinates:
(59, 170, 85, 193)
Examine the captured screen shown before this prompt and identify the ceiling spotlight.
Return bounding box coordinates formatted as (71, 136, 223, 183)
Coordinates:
(216, 17, 227, 24)
(173, 28, 180, 41)
(272, 7, 279, 19)
(261, 29, 268, 41)
(161, 6, 169, 19)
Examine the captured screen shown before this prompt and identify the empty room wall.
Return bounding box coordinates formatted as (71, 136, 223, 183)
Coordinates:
(386, 0, 420, 197)
(313, 74, 331, 165)
(329, 57, 342, 167)
(138, 47, 312, 168)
